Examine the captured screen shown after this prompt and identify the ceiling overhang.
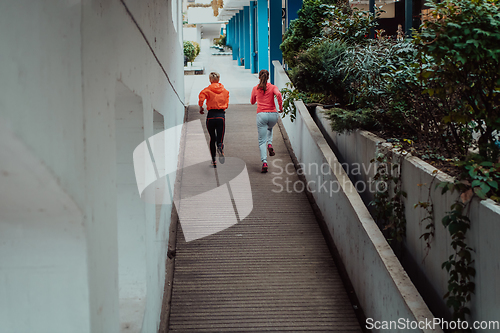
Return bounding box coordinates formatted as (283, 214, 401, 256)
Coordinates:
(217, 0, 251, 21)
(216, 0, 400, 21)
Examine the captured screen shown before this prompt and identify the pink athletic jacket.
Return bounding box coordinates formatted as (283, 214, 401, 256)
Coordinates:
(250, 82, 283, 113)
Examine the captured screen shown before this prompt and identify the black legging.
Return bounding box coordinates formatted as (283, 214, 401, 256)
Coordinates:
(206, 109, 225, 161)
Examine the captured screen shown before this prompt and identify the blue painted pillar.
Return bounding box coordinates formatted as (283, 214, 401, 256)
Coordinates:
(287, 0, 302, 25)
(227, 17, 234, 47)
(256, 0, 268, 72)
(269, 0, 282, 84)
(233, 14, 239, 61)
(243, 6, 250, 69)
(249, 1, 257, 73)
(238, 10, 244, 66)
(231, 18, 236, 50)
(227, 19, 232, 48)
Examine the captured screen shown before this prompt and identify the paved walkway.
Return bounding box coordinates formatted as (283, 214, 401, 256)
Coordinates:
(168, 40, 362, 332)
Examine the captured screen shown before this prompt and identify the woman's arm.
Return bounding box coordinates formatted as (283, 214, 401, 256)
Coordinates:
(273, 86, 283, 112)
(198, 89, 207, 114)
(250, 86, 257, 105)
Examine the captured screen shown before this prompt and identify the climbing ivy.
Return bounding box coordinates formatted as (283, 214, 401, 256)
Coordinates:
(434, 159, 500, 322)
(280, 83, 326, 122)
(280, 83, 304, 122)
(370, 142, 407, 244)
(438, 180, 475, 324)
(414, 169, 438, 260)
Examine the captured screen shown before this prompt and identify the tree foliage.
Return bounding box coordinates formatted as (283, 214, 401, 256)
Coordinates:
(289, 40, 348, 104)
(415, 0, 500, 161)
(280, 0, 339, 67)
(321, 3, 382, 45)
(183, 40, 199, 62)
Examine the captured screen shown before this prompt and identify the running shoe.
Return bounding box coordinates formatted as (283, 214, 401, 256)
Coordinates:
(211, 160, 217, 168)
(261, 162, 268, 173)
(267, 144, 275, 156)
(217, 143, 225, 164)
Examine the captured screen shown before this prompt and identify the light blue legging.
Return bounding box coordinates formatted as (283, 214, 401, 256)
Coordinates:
(256, 112, 279, 163)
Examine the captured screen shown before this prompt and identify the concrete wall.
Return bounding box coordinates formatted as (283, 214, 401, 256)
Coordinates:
(183, 27, 200, 45)
(0, 1, 184, 332)
(312, 108, 500, 330)
(273, 61, 442, 333)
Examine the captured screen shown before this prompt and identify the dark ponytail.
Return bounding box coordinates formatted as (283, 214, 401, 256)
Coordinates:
(258, 69, 269, 92)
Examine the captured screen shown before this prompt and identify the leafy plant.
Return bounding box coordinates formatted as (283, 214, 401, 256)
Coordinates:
(280, 83, 308, 122)
(321, 4, 382, 46)
(280, 0, 339, 67)
(280, 83, 328, 122)
(338, 40, 424, 135)
(434, 157, 500, 322)
(370, 145, 407, 244)
(323, 107, 376, 132)
(192, 41, 201, 58)
(437, 178, 476, 323)
(288, 39, 348, 104)
(214, 34, 227, 47)
(461, 160, 500, 202)
(415, 0, 500, 161)
(183, 40, 197, 62)
(415, 170, 438, 260)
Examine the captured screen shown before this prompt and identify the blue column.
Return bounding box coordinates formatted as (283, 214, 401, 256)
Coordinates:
(256, 0, 268, 72)
(226, 20, 232, 46)
(233, 14, 239, 61)
(239, 10, 245, 66)
(230, 18, 235, 46)
(230, 18, 236, 52)
(243, 6, 250, 69)
(287, 0, 302, 25)
(249, 1, 257, 73)
(269, 0, 282, 84)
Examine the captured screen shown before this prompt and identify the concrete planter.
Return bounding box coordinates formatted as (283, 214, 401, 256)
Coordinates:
(312, 105, 500, 330)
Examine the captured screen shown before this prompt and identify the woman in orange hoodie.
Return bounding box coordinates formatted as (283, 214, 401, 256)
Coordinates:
(199, 72, 230, 167)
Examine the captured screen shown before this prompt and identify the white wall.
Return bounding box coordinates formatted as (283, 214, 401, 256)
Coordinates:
(183, 27, 200, 44)
(0, 0, 184, 332)
(188, 7, 219, 24)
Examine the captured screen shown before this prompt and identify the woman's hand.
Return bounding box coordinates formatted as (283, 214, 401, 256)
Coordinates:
(199, 106, 204, 114)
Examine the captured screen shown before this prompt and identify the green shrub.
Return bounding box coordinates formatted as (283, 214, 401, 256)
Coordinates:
(280, 0, 339, 67)
(192, 41, 201, 58)
(183, 40, 197, 62)
(323, 107, 377, 132)
(288, 40, 348, 104)
(415, 0, 500, 161)
(214, 34, 227, 47)
(337, 40, 421, 135)
(321, 4, 382, 45)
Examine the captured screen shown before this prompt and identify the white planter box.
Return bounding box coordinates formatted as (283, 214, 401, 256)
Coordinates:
(311, 105, 500, 331)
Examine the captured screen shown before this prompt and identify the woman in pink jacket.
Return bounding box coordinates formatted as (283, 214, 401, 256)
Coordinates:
(250, 69, 283, 173)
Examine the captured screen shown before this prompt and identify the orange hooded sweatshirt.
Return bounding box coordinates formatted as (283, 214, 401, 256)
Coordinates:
(198, 82, 230, 110)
